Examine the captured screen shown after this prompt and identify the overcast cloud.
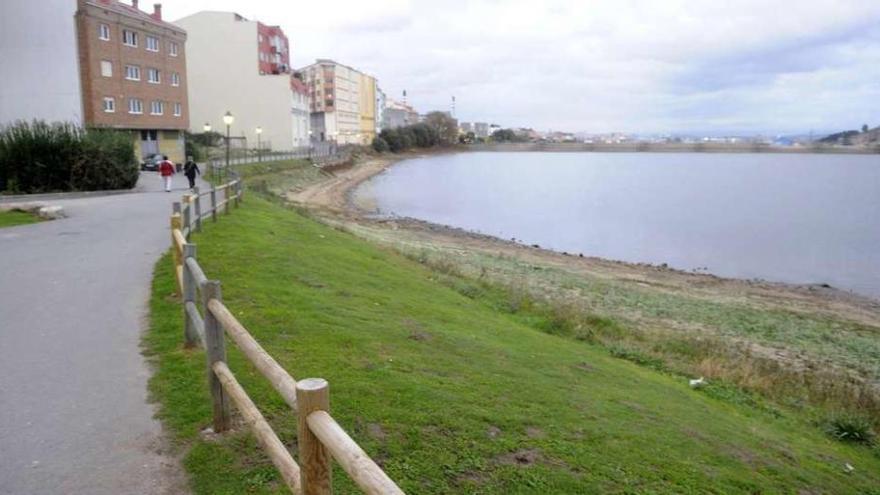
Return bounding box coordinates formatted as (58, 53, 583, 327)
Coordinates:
(165, 0, 880, 135)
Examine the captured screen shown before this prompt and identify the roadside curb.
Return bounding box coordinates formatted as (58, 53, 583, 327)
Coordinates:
(0, 188, 136, 203)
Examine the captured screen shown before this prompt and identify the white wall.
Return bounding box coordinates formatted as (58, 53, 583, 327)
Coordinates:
(291, 91, 310, 147)
(175, 11, 294, 150)
(0, 0, 83, 124)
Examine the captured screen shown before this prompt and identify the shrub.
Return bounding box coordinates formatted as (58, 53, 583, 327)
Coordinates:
(824, 412, 876, 445)
(74, 129, 139, 190)
(0, 120, 138, 193)
(371, 136, 389, 153)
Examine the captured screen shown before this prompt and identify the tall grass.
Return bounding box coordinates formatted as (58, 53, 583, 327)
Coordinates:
(0, 120, 138, 193)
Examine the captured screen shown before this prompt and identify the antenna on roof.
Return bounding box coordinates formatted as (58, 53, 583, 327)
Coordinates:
(403, 89, 407, 105)
(451, 95, 456, 117)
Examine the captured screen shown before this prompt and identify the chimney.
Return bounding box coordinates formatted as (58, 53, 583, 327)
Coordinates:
(152, 3, 162, 20)
(131, 0, 138, 9)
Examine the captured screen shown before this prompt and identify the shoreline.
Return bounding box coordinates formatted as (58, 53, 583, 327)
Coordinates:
(288, 151, 879, 311)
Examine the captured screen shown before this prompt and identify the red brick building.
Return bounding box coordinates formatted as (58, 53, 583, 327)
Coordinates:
(76, 0, 189, 162)
(257, 23, 290, 75)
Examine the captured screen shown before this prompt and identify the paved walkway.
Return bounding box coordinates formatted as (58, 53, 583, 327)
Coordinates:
(0, 173, 217, 494)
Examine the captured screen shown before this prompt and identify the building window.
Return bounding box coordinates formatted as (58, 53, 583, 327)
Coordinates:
(150, 100, 164, 115)
(147, 68, 161, 84)
(100, 60, 113, 77)
(170, 72, 180, 86)
(173, 102, 182, 116)
(98, 24, 110, 41)
(125, 65, 140, 81)
(128, 98, 143, 114)
(102, 97, 115, 113)
(146, 35, 159, 52)
(169, 42, 178, 56)
(122, 29, 137, 47)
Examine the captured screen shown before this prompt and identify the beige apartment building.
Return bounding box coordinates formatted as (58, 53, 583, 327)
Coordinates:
(76, 0, 189, 162)
(358, 74, 377, 144)
(175, 11, 306, 150)
(301, 59, 377, 145)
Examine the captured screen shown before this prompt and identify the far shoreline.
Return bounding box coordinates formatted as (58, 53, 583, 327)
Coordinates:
(464, 141, 880, 154)
(284, 150, 880, 308)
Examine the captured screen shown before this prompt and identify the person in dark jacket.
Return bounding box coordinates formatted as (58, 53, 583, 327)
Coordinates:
(183, 156, 200, 189)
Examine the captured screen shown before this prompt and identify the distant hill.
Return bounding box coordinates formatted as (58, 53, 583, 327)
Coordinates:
(819, 126, 880, 145)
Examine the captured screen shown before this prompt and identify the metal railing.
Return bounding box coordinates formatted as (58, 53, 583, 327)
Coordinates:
(169, 181, 404, 495)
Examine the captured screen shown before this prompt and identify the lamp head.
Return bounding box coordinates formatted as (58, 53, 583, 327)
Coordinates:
(255, 126, 263, 135)
(222, 111, 234, 126)
(203, 123, 211, 132)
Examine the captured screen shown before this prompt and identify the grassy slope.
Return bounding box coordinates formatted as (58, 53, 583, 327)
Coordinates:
(0, 210, 41, 228)
(146, 196, 880, 494)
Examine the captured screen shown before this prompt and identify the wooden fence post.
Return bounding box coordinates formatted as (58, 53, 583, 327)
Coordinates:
(234, 180, 241, 207)
(182, 243, 198, 348)
(182, 195, 192, 236)
(170, 211, 182, 269)
(202, 280, 231, 432)
(193, 187, 202, 232)
(297, 378, 332, 495)
(224, 184, 231, 215)
(210, 185, 218, 222)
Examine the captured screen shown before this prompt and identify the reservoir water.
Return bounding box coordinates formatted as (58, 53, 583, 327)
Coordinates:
(353, 152, 880, 298)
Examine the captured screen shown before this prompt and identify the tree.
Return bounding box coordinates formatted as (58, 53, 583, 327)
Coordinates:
(380, 128, 404, 152)
(410, 123, 436, 148)
(423, 111, 459, 146)
(491, 128, 518, 142)
(862, 124, 870, 133)
(372, 136, 389, 153)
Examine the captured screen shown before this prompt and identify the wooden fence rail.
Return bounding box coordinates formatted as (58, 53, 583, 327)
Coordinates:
(169, 177, 404, 494)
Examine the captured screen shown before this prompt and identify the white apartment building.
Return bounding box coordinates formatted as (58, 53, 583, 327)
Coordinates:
(300, 59, 367, 145)
(174, 11, 298, 150)
(291, 77, 310, 147)
(375, 87, 386, 133)
(0, 0, 83, 124)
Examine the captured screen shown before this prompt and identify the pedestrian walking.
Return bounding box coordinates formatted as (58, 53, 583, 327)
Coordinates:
(158, 155, 175, 192)
(183, 156, 200, 189)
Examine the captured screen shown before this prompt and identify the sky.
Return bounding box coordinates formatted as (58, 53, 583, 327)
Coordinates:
(164, 0, 880, 136)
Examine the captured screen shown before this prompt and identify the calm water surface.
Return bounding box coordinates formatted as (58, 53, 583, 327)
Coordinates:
(353, 152, 880, 298)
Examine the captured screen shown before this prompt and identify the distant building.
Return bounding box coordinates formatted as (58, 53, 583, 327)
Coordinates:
(382, 99, 419, 129)
(300, 59, 377, 145)
(1, 0, 83, 124)
(257, 23, 289, 75)
(474, 122, 489, 138)
(290, 75, 310, 147)
(375, 87, 386, 133)
(175, 11, 299, 150)
(358, 73, 378, 145)
(77, 0, 189, 162)
(459, 122, 473, 134)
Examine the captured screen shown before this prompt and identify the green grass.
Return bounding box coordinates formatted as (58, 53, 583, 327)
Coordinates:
(205, 159, 324, 191)
(0, 209, 41, 228)
(146, 196, 880, 494)
(343, 225, 880, 424)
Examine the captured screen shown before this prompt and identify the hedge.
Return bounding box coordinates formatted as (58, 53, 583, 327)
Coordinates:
(0, 121, 139, 193)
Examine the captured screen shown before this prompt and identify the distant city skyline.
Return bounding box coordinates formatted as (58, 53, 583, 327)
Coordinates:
(162, 0, 880, 135)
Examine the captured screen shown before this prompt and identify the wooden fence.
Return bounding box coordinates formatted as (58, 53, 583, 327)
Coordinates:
(170, 178, 404, 495)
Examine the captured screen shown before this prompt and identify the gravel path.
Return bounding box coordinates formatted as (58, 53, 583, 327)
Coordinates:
(0, 172, 219, 494)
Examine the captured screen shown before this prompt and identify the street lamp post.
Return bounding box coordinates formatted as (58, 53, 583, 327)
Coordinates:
(255, 126, 263, 163)
(222, 111, 234, 183)
(203, 123, 212, 176)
